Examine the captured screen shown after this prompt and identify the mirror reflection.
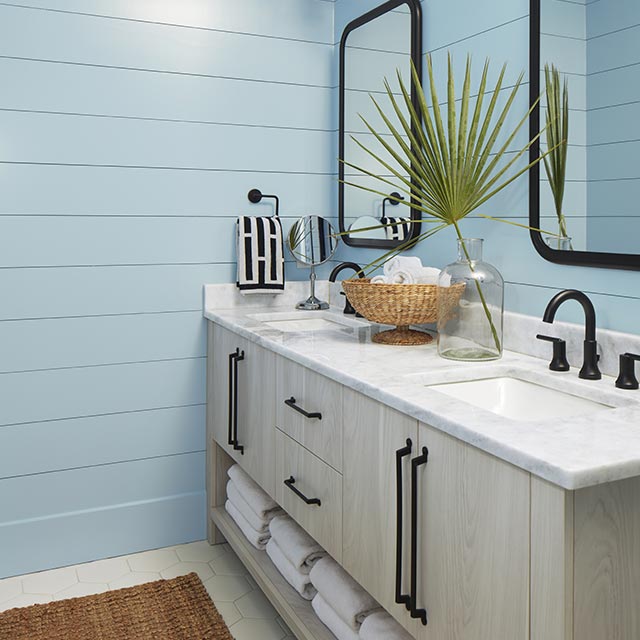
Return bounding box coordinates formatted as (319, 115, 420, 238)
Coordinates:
(339, 0, 421, 248)
(287, 215, 337, 267)
(536, 0, 640, 256)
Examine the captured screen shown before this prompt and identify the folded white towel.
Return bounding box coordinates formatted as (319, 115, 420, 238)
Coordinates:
(266, 539, 317, 601)
(227, 480, 283, 533)
(312, 594, 360, 640)
(359, 611, 414, 640)
(227, 464, 280, 520)
(225, 500, 270, 550)
(269, 515, 326, 574)
(310, 556, 382, 631)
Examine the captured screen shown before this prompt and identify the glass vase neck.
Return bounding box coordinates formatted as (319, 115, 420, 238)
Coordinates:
(457, 238, 483, 262)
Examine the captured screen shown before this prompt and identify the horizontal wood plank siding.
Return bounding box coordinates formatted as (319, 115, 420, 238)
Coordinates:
(0, 0, 333, 577)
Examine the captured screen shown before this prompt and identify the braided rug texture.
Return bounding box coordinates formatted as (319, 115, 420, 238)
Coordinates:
(0, 572, 233, 640)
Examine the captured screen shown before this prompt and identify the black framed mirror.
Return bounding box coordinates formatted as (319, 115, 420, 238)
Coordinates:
(530, 0, 640, 270)
(338, 0, 423, 249)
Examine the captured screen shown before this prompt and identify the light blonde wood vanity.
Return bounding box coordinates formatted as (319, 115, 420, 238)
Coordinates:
(206, 320, 640, 640)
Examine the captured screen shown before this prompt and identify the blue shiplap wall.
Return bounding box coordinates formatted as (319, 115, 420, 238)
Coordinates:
(334, 0, 640, 334)
(0, 0, 335, 578)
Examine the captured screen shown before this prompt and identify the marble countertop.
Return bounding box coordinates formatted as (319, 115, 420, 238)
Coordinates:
(204, 284, 640, 490)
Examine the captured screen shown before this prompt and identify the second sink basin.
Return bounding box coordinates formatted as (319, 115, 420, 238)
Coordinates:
(427, 375, 614, 421)
(249, 311, 368, 333)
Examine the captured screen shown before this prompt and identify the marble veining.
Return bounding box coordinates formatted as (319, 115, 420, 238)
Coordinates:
(204, 283, 640, 490)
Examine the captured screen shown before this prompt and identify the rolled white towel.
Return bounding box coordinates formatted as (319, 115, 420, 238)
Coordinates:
(415, 266, 442, 285)
(310, 556, 382, 631)
(370, 275, 388, 284)
(225, 500, 270, 550)
(383, 256, 422, 278)
(266, 539, 317, 601)
(227, 464, 280, 521)
(227, 480, 283, 533)
(269, 515, 326, 574)
(359, 611, 414, 640)
(388, 269, 415, 284)
(312, 594, 360, 640)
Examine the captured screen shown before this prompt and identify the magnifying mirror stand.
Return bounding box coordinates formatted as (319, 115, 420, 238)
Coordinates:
(296, 267, 329, 310)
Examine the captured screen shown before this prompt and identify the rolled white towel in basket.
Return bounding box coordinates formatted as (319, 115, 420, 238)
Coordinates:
(227, 480, 283, 533)
(227, 464, 280, 520)
(224, 500, 270, 550)
(359, 611, 414, 640)
(383, 256, 422, 277)
(312, 593, 360, 640)
(269, 515, 326, 574)
(266, 539, 317, 601)
(310, 556, 382, 631)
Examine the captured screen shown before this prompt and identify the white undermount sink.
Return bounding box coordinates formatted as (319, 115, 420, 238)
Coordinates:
(427, 375, 614, 421)
(248, 311, 368, 333)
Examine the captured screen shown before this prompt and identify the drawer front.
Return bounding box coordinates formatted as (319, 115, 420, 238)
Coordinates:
(276, 357, 343, 472)
(275, 428, 342, 561)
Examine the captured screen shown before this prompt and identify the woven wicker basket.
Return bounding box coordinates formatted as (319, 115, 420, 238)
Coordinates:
(342, 279, 465, 345)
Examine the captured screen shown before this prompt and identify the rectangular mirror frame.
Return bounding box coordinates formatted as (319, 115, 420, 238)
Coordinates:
(338, 0, 423, 249)
(529, 0, 640, 271)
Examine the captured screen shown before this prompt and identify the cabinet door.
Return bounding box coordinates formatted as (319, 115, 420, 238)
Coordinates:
(415, 423, 530, 640)
(342, 388, 419, 636)
(207, 324, 275, 496)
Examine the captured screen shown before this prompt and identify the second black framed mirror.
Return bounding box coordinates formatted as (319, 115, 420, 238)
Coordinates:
(338, 0, 423, 249)
(529, 0, 640, 270)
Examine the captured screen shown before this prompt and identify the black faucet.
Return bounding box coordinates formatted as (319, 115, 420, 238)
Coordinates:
(329, 262, 364, 315)
(542, 289, 601, 380)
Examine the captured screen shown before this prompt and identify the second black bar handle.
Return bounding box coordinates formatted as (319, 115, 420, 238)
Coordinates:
(232, 349, 245, 454)
(410, 446, 429, 626)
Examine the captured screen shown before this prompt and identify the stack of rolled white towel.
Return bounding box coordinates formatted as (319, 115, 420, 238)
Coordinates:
(266, 515, 326, 601)
(309, 556, 383, 640)
(224, 464, 284, 550)
(371, 256, 448, 285)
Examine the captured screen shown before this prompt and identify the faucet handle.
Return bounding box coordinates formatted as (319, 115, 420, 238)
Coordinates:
(536, 334, 570, 371)
(615, 353, 640, 390)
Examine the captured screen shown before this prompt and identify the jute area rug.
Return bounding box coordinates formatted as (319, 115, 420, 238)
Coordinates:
(0, 572, 234, 640)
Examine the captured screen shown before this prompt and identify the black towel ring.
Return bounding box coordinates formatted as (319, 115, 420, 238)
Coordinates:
(382, 191, 404, 219)
(248, 188, 280, 218)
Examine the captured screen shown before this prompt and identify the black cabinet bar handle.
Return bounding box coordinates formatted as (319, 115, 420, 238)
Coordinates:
(227, 351, 237, 446)
(410, 446, 429, 626)
(232, 349, 245, 455)
(284, 476, 321, 506)
(284, 397, 322, 420)
(395, 438, 413, 610)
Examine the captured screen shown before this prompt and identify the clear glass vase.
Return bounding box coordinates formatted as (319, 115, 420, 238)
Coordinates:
(437, 238, 504, 361)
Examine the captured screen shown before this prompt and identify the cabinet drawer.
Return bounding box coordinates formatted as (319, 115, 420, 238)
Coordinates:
(275, 428, 342, 561)
(276, 357, 342, 471)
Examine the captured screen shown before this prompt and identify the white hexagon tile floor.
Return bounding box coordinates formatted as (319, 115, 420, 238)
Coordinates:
(0, 541, 296, 640)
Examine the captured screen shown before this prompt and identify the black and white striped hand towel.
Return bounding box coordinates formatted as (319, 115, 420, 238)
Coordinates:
(236, 216, 285, 294)
(381, 216, 411, 242)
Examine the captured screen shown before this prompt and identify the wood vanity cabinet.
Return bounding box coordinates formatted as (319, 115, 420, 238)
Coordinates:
(207, 321, 640, 640)
(207, 323, 276, 495)
(343, 388, 530, 640)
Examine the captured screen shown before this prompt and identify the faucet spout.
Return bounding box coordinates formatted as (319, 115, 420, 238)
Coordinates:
(542, 289, 597, 341)
(328, 262, 365, 315)
(542, 289, 601, 379)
